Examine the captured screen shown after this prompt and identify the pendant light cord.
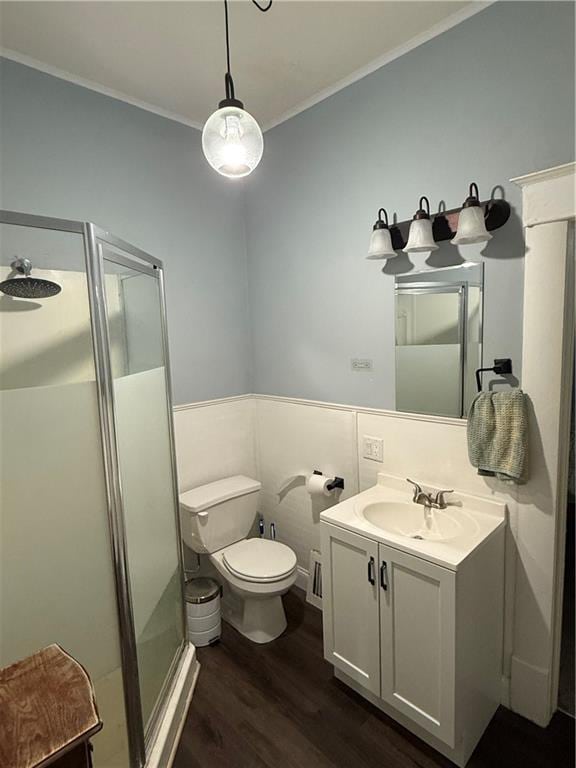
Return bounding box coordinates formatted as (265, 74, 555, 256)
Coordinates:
(223, 0, 272, 101)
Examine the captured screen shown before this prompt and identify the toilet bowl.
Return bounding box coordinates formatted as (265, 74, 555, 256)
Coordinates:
(211, 538, 297, 643)
(179, 475, 298, 644)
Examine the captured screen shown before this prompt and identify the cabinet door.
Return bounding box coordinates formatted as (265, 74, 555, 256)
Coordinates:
(321, 523, 380, 695)
(379, 544, 456, 747)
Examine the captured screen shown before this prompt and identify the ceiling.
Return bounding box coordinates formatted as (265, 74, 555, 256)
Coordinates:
(0, 1, 484, 130)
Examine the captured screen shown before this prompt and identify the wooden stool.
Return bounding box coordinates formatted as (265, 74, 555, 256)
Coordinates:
(0, 644, 103, 768)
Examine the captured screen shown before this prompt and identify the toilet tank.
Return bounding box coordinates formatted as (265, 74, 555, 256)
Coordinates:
(179, 475, 261, 554)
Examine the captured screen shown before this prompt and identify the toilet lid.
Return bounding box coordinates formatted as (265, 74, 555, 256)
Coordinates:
(222, 539, 297, 582)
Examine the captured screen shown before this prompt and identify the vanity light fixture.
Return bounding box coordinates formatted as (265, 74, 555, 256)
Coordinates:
(365, 184, 510, 263)
(452, 183, 493, 245)
(403, 196, 438, 253)
(202, 0, 272, 179)
(367, 208, 397, 259)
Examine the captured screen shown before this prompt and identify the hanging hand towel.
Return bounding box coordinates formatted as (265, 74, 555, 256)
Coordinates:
(467, 389, 528, 482)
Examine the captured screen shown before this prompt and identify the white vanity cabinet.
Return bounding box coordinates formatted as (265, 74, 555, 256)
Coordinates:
(320, 519, 504, 767)
(320, 525, 381, 695)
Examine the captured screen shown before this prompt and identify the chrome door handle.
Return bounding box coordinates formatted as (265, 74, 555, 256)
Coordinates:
(380, 561, 388, 591)
(367, 556, 375, 585)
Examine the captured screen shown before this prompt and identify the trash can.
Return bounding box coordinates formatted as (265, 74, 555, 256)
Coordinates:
(185, 577, 221, 647)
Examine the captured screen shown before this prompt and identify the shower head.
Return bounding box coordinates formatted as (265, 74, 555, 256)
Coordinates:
(0, 258, 61, 299)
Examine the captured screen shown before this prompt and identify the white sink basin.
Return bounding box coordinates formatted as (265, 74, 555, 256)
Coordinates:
(321, 473, 506, 571)
(357, 501, 479, 542)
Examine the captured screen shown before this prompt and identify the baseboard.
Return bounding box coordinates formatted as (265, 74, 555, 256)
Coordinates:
(295, 565, 308, 592)
(500, 674, 511, 708)
(510, 655, 552, 726)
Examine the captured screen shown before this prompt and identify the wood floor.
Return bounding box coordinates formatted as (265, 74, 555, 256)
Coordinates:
(174, 589, 574, 768)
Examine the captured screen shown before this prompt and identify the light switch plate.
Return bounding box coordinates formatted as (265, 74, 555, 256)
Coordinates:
(363, 435, 383, 462)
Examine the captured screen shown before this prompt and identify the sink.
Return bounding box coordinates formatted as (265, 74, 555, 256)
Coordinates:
(321, 473, 507, 570)
(357, 501, 479, 542)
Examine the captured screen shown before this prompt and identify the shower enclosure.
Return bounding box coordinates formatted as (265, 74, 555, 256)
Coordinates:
(0, 210, 195, 768)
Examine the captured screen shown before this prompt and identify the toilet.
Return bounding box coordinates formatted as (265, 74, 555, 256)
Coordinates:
(179, 475, 298, 644)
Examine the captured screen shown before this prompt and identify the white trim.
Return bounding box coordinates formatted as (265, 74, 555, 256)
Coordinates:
(2, 3, 492, 134)
(256, 393, 467, 427)
(145, 643, 200, 768)
(0, 48, 203, 132)
(174, 392, 467, 426)
(510, 162, 576, 187)
(511, 163, 576, 228)
(173, 392, 467, 425)
(295, 565, 308, 593)
(511, 165, 575, 726)
(262, 1, 494, 131)
(509, 656, 551, 726)
(173, 393, 253, 412)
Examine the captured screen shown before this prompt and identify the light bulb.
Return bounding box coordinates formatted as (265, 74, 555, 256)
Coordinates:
(202, 105, 263, 179)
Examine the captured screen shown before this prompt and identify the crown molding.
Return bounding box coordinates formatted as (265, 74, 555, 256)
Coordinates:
(2, 3, 493, 135)
(262, 1, 495, 132)
(0, 47, 204, 131)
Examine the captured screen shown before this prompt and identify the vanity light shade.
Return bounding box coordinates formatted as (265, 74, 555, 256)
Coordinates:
(452, 183, 492, 246)
(367, 226, 397, 259)
(402, 218, 438, 253)
(452, 205, 492, 246)
(403, 196, 438, 254)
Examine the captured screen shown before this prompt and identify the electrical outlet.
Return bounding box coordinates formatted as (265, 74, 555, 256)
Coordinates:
(351, 358, 373, 372)
(362, 435, 383, 462)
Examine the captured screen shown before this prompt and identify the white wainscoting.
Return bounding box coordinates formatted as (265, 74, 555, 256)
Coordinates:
(255, 397, 359, 572)
(173, 395, 257, 493)
(172, 393, 518, 702)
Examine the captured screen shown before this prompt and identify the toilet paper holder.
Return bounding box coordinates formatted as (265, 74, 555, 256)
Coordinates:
(313, 470, 345, 492)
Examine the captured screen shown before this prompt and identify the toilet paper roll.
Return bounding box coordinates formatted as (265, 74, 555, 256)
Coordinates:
(306, 473, 334, 497)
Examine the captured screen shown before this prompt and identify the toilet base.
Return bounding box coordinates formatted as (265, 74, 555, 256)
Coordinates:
(222, 590, 288, 644)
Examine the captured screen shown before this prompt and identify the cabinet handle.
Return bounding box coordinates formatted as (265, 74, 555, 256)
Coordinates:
(367, 556, 375, 585)
(380, 561, 388, 591)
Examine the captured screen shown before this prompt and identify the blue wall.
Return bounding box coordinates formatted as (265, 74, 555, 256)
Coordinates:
(1, 2, 574, 409)
(245, 1, 575, 408)
(0, 59, 251, 405)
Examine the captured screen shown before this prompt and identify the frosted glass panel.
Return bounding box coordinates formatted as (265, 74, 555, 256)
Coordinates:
(0, 224, 129, 768)
(102, 251, 184, 732)
(395, 263, 483, 418)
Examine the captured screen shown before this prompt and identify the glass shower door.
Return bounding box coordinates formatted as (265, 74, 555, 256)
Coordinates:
(98, 243, 185, 742)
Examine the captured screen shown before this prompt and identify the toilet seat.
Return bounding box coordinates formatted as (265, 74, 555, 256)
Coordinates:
(222, 539, 297, 583)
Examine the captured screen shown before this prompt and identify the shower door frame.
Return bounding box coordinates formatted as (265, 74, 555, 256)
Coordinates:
(0, 210, 190, 768)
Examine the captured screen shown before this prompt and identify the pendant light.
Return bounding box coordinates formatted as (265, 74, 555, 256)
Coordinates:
(202, 0, 272, 179)
(367, 208, 397, 259)
(452, 183, 493, 245)
(403, 196, 438, 253)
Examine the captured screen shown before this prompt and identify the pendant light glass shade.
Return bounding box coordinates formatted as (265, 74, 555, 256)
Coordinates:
(202, 104, 264, 179)
(403, 196, 438, 253)
(367, 208, 397, 259)
(452, 184, 492, 245)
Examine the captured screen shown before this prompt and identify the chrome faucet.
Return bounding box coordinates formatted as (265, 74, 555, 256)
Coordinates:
(406, 479, 453, 510)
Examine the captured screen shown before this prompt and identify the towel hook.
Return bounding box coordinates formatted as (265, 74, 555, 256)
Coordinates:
(475, 358, 513, 392)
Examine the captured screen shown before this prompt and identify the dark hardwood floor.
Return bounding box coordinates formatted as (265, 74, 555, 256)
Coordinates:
(174, 589, 575, 768)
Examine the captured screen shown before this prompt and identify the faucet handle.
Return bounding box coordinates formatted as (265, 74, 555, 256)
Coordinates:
(406, 478, 422, 501)
(433, 489, 454, 509)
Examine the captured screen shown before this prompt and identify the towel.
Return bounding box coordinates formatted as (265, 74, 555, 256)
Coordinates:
(467, 389, 528, 482)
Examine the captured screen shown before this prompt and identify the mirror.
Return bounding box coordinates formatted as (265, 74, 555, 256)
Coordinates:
(395, 263, 483, 418)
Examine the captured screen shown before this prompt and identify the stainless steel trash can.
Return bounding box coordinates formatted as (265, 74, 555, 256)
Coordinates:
(185, 577, 221, 647)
